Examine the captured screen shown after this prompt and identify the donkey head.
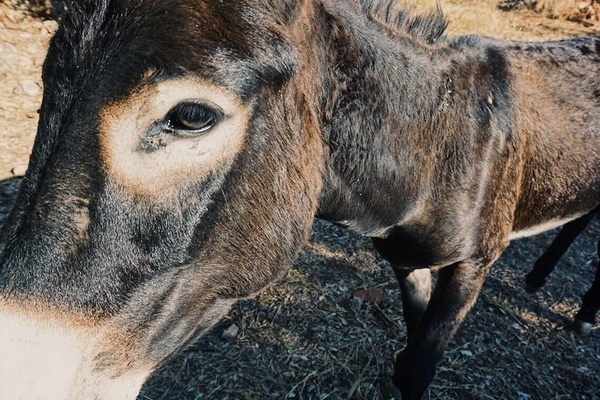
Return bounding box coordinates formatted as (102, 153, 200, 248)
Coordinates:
(0, 1, 322, 398)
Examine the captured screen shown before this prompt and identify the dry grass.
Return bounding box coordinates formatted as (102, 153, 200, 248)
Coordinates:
(498, 0, 600, 26)
(405, 0, 520, 37)
(0, 1, 598, 400)
(406, 0, 600, 38)
(530, 0, 599, 25)
(0, 0, 64, 19)
(136, 219, 600, 400)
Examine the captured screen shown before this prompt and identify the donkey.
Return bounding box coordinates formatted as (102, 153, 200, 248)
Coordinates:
(0, 0, 598, 399)
(526, 208, 600, 336)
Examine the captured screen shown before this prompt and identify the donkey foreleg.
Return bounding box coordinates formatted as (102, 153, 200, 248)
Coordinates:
(390, 260, 492, 400)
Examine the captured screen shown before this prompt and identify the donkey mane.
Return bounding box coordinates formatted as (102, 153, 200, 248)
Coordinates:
(356, 0, 448, 43)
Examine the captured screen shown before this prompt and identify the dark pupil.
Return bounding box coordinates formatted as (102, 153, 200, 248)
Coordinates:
(169, 103, 215, 132)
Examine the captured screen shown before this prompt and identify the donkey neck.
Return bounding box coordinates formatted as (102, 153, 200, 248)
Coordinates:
(308, 2, 460, 237)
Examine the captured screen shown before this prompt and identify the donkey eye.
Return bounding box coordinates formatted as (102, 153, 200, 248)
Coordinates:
(166, 102, 220, 135)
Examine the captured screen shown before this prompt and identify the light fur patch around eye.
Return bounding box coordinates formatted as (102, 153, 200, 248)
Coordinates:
(99, 77, 249, 197)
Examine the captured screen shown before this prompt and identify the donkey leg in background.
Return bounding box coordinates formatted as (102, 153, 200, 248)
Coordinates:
(572, 238, 600, 336)
(525, 211, 595, 292)
(393, 268, 432, 341)
(390, 260, 492, 400)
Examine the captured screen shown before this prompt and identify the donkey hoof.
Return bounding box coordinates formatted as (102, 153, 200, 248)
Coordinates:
(382, 380, 403, 400)
(524, 283, 541, 294)
(570, 319, 593, 336)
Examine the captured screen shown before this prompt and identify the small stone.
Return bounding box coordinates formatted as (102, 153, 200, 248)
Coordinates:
(256, 311, 267, 324)
(11, 164, 27, 177)
(0, 43, 16, 56)
(14, 79, 40, 97)
(221, 324, 239, 341)
(42, 19, 58, 34)
(578, 2, 590, 11)
(26, 45, 39, 55)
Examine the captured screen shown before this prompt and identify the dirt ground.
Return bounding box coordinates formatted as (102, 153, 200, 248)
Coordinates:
(0, 1, 598, 399)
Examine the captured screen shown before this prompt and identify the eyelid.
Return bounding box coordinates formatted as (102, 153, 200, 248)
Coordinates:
(171, 99, 225, 116)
